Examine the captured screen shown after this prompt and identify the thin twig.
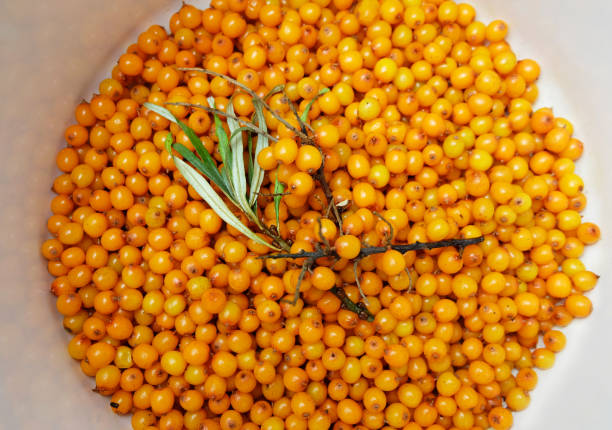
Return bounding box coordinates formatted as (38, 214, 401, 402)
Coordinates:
(331, 286, 374, 322)
(313, 156, 343, 230)
(282, 259, 312, 305)
(259, 223, 291, 252)
(176, 67, 309, 140)
(313, 192, 326, 211)
(353, 259, 370, 306)
(373, 211, 394, 247)
(261, 236, 485, 260)
(299, 88, 329, 132)
(284, 91, 313, 134)
(263, 84, 286, 101)
(256, 191, 291, 197)
(328, 255, 342, 270)
(405, 267, 413, 293)
(324, 199, 332, 218)
(316, 217, 331, 250)
(164, 101, 278, 142)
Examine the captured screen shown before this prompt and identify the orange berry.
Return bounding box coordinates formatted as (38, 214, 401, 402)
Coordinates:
(334, 235, 361, 259)
(380, 250, 406, 276)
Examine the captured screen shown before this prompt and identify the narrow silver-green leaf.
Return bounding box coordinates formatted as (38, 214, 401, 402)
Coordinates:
(213, 114, 232, 174)
(248, 101, 269, 207)
(274, 175, 284, 230)
(147, 102, 210, 163)
(174, 157, 279, 251)
(247, 133, 254, 184)
(300, 88, 330, 123)
(144, 101, 177, 123)
(229, 126, 252, 142)
(207, 97, 233, 186)
(144, 102, 232, 198)
(172, 143, 238, 208)
(176, 122, 213, 166)
(226, 99, 249, 213)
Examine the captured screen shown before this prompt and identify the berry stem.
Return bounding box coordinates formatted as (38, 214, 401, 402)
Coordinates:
(330, 286, 374, 322)
(282, 258, 313, 305)
(164, 101, 278, 142)
(262, 236, 485, 260)
(177, 67, 309, 140)
(313, 160, 343, 231)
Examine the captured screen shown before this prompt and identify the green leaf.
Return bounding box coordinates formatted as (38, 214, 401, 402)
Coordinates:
(274, 174, 284, 230)
(247, 133, 254, 184)
(147, 101, 209, 164)
(176, 122, 212, 166)
(226, 98, 251, 217)
(172, 143, 238, 207)
(144, 102, 232, 198)
(144, 101, 177, 123)
(173, 157, 279, 250)
(300, 88, 330, 123)
(164, 132, 173, 155)
(248, 101, 270, 207)
(173, 143, 206, 172)
(212, 115, 232, 173)
(207, 97, 233, 186)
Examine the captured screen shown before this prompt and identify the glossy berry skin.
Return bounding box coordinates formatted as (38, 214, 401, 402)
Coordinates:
(335, 235, 361, 259)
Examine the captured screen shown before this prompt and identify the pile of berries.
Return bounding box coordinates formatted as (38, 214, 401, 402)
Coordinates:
(41, 1, 600, 429)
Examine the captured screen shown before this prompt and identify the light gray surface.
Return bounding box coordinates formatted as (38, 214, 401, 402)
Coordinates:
(0, 0, 610, 428)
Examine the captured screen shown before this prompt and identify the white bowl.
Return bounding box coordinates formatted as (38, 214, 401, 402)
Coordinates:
(0, 1, 610, 428)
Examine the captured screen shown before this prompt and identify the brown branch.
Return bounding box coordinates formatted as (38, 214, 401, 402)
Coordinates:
(373, 211, 394, 246)
(263, 236, 484, 322)
(259, 223, 291, 252)
(261, 236, 485, 260)
(316, 217, 331, 250)
(256, 191, 291, 197)
(331, 286, 374, 322)
(283, 91, 312, 134)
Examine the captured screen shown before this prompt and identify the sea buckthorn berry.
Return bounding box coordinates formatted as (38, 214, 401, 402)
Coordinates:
(543, 329, 566, 353)
(565, 294, 592, 318)
(296, 145, 323, 172)
(348, 153, 371, 179)
(274, 138, 298, 165)
(288, 172, 315, 196)
(311, 266, 336, 291)
(58, 222, 84, 245)
(452, 274, 477, 299)
(489, 406, 513, 430)
(381, 250, 406, 276)
(315, 124, 340, 149)
(368, 164, 390, 188)
(335, 235, 361, 259)
(358, 97, 381, 121)
(374, 58, 398, 83)
(353, 182, 376, 208)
